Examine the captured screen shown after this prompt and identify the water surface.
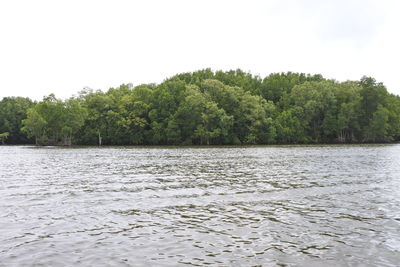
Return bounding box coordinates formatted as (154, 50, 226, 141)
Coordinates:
(1, 145, 400, 266)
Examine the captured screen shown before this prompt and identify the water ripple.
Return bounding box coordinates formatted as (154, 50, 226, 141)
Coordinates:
(1, 145, 400, 266)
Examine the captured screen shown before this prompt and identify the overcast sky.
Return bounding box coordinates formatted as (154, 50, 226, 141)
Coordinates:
(0, 0, 399, 100)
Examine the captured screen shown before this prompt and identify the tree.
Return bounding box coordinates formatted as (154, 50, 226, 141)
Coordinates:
(366, 105, 390, 142)
(275, 109, 304, 143)
(359, 77, 388, 131)
(22, 95, 87, 145)
(260, 72, 324, 103)
(291, 81, 337, 142)
(118, 96, 150, 144)
(60, 98, 87, 145)
(77, 91, 116, 145)
(0, 132, 10, 145)
(334, 82, 362, 142)
(0, 97, 34, 144)
(4, 69, 400, 145)
(21, 108, 47, 145)
(194, 101, 233, 145)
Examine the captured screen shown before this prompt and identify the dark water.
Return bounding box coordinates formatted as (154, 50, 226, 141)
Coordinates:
(0, 145, 400, 266)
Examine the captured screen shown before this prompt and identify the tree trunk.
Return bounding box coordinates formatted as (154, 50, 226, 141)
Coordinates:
(98, 132, 102, 146)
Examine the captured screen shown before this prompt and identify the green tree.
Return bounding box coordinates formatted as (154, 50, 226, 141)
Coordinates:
(77, 90, 117, 145)
(275, 109, 304, 143)
(118, 94, 151, 144)
(0, 97, 34, 144)
(22, 95, 87, 145)
(366, 104, 390, 142)
(194, 101, 233, 145)
(21, 108, 47, 145)
(260, 72, 324, 103)
(4, 69, 400, 146)
(333, 82, 362, 142)
(60, 98, 87, 145)
(0, 132, 10, 144)
(359, 77, 388, 131)
(291, 81, 337, 142)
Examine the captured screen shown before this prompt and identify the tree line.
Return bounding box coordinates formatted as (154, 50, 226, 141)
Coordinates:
(1, 69, 400, 145)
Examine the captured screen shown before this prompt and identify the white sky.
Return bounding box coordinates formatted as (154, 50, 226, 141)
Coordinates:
(0, 0, 399, 100)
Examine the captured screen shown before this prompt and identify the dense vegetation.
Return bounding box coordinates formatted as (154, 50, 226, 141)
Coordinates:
(1, 69, 400, 145)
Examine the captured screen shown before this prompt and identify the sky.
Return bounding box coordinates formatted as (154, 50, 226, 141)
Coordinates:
(0, 0, 399, 100)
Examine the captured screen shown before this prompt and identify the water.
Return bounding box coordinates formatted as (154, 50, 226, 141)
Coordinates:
(0, 145, 400, 266)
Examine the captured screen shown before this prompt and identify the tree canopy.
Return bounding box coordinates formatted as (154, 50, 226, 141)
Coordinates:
(1, 69, 400, 145)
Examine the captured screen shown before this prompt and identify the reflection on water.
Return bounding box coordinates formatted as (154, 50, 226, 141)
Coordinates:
(1, 145, 400, 266)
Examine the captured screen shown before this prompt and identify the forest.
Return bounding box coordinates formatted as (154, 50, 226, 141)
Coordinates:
(1, 69, 400, 145)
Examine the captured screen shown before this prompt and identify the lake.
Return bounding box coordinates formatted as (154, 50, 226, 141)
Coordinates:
(0, 145, 399, 266)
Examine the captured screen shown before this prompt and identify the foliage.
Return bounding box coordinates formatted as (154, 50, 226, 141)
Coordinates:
(0, 97, 34, 144)
(22, 94, 87, 145)
(0, 132, 10, 144)
(2, 69, 400, 145)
